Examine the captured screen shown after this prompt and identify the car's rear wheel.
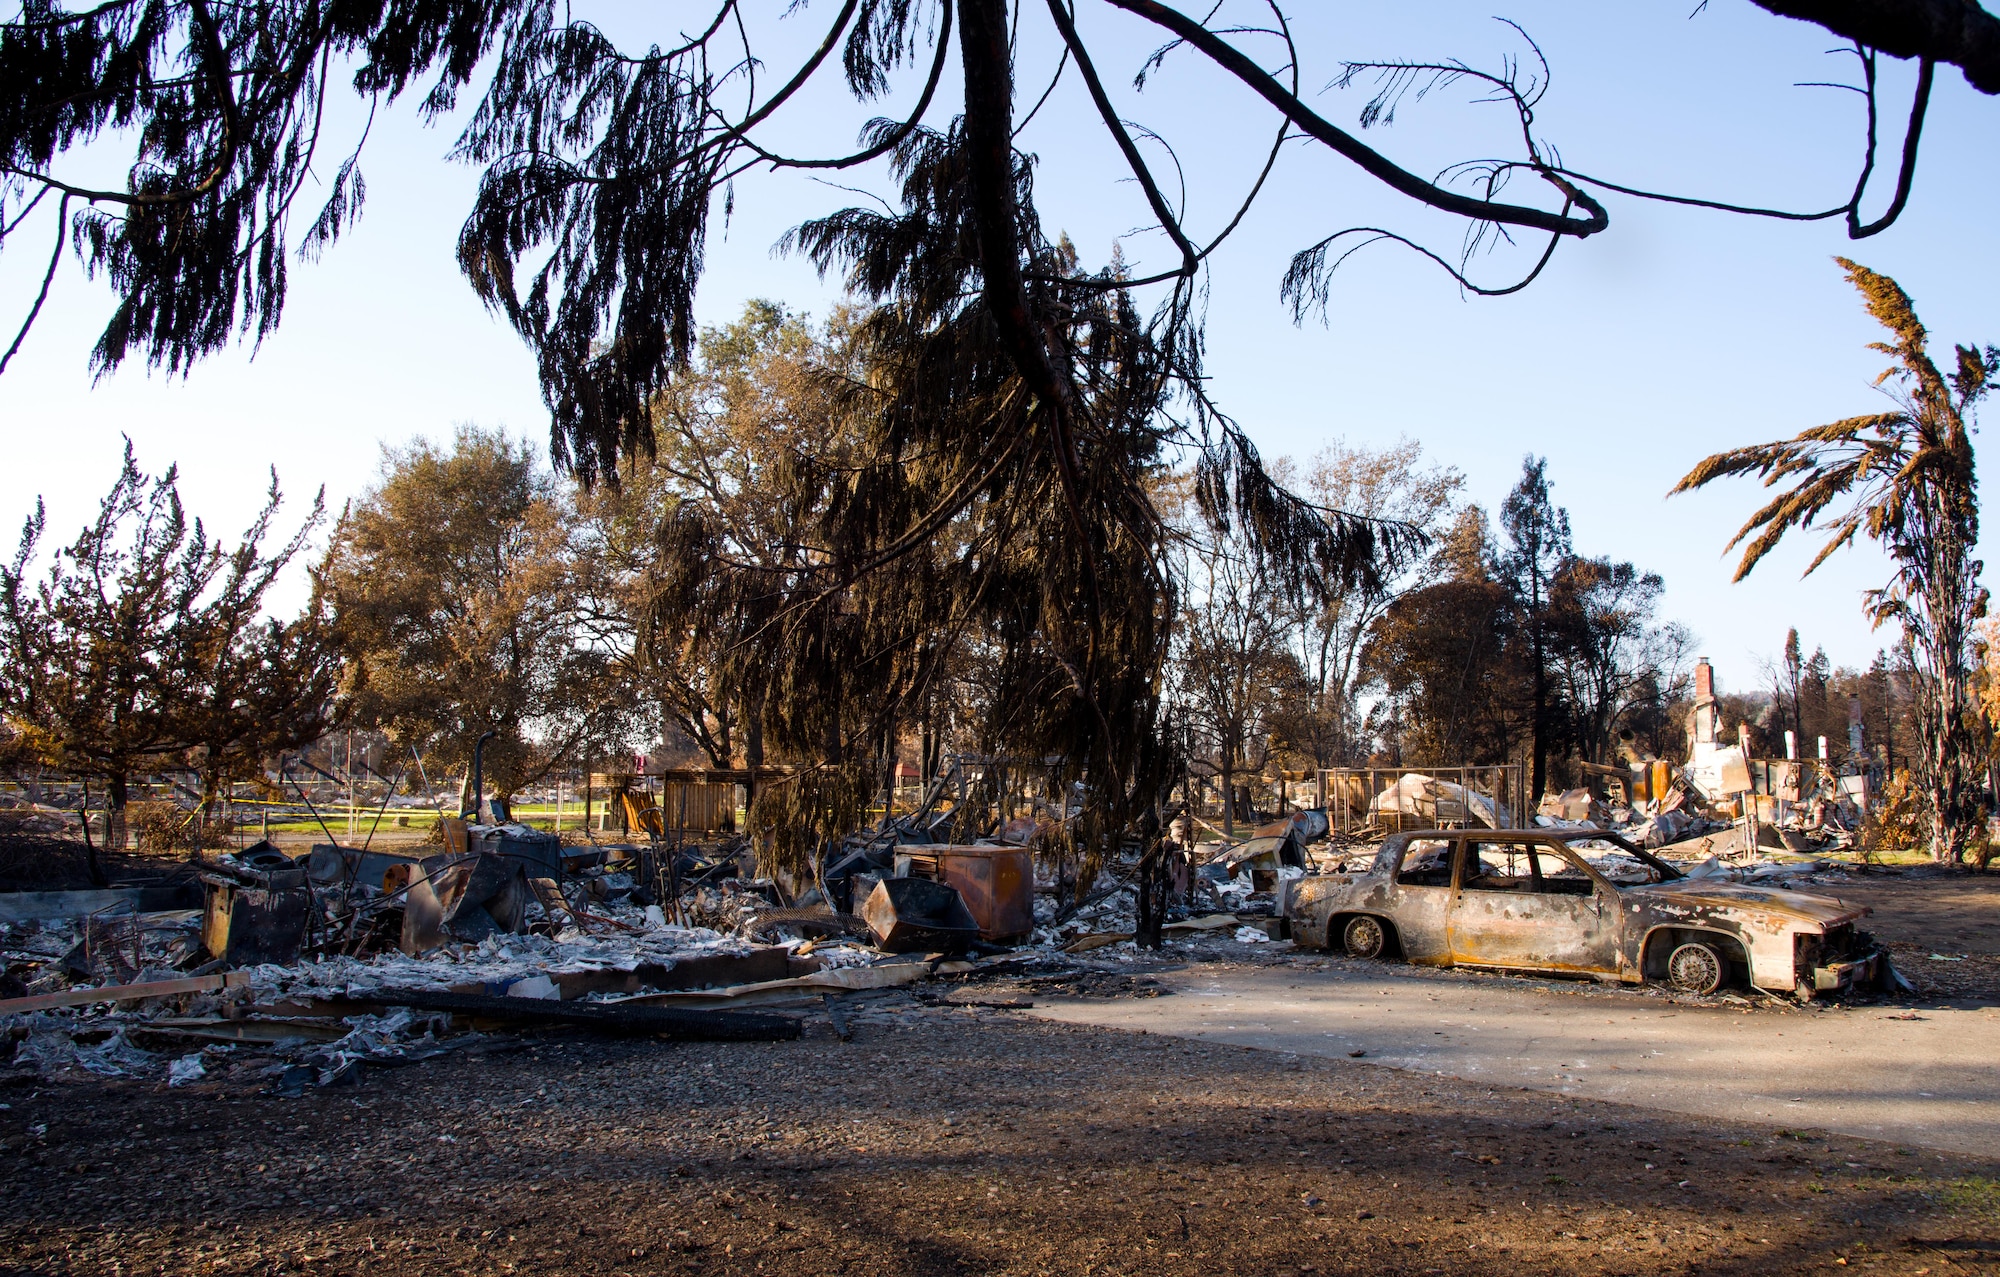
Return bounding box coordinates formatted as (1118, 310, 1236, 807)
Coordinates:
(1342, 915, 1387, 959)
(1666, 941, 1725, 995)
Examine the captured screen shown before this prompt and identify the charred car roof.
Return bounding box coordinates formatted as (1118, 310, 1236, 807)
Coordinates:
(1376, 828, 1684, 881)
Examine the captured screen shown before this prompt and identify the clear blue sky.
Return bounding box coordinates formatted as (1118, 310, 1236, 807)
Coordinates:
(1, 1, 1994, 697)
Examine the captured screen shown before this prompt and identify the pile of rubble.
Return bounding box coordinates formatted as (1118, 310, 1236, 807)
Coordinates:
(2, 747, 1888, 1094)
(2, 799, 1289, 1091)
(1352, 762, 1863, 860)
(1350, 769, 1874, 882)
(1530, 786, 1854, 859)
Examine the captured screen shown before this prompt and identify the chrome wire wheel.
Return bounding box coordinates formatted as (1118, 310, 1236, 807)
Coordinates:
(1343, 915, 1386, 959)
(1667, 941, 1725, 995)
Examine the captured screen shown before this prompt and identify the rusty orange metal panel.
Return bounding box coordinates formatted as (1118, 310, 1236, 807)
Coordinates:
(1445, 839, 1620, 974)
(912, 845, 1035, 942)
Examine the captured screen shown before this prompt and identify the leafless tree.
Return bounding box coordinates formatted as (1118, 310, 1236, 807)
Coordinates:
(1173, 524, 1296, 834)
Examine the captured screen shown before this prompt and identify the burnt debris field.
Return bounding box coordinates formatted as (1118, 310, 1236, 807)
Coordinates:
(3, 855, 2000, 1276)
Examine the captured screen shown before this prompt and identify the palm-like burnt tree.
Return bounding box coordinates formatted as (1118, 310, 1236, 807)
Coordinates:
(1674, 259, 1997, 862)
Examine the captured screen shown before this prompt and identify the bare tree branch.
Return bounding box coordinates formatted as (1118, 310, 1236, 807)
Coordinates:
(1101, 0, 1608, 239)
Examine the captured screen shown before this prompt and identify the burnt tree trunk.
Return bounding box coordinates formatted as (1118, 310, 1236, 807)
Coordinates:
(1134, 840, 1168, 949)
(104, 772, 129, 859)
(78, 778, 107, 887)
(1219, 755, 1236, 837)
(743, 684, 765, 834)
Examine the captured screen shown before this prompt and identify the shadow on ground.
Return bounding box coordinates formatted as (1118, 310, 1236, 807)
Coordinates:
(1, 1008, 1992, 1275)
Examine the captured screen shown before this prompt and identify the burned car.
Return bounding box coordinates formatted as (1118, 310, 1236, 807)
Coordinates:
(1282, 829, 1887, 998)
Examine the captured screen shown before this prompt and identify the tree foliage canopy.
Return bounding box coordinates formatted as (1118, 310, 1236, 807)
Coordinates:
(323, 426, 626, 798)
(5, 0, 1987, 863)
(1, 1, 1988, 464)
(1357, 461, 1689, 785)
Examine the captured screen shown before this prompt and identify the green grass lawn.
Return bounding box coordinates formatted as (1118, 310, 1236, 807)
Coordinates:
(242, 803, 599, 838)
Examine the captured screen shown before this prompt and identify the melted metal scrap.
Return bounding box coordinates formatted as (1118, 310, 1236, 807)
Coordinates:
(858, 877, 981, 955)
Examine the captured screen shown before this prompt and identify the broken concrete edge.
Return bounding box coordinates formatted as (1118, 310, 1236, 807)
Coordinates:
(327, 987, 801, 1041)
(612, 960, 940, 1006)
(1059, 911, 1248, 951)
(0, 969, 251, 1016)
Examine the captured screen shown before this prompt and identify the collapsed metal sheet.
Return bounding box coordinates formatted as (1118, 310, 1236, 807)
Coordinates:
(398, 863, 447, 955)
(859, 877, 980, 954)
(396, 852, 534, 952)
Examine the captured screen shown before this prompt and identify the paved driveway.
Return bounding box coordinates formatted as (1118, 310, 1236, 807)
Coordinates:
(1029, 961, 2000, 1157)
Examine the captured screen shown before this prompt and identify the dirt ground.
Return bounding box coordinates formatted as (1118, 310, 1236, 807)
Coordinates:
(3, 999, 1999, 1277)
(1812, 868, 1998, 947)
(1787, 867, 2000, 1003)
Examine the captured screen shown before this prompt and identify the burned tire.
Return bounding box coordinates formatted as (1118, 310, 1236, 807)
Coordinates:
(1666, 941, 1725, 995)
(1342, 915, 1387, 960)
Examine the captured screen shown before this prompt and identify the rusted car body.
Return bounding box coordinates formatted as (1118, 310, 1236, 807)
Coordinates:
(1282, 829, 1886, 997)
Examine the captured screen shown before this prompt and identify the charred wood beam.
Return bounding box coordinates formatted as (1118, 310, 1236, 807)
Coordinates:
(337, 989, 802, 1041)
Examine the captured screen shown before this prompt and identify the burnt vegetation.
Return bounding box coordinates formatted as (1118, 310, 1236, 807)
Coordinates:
(1676, 261, 1998, 863)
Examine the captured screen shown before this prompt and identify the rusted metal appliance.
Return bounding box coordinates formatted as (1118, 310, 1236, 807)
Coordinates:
(897, 845, 1034, 942)
(202, 881, 311, 966)
(858, 877, 980, 954)
(200, 839, 312, 965)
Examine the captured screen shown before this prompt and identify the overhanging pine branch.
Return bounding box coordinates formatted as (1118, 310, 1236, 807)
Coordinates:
(1750, 0, 2000, 94)
(1099, 0, 1608, 238)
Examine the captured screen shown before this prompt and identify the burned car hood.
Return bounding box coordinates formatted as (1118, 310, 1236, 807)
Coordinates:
(1630, 878, 1869, 925)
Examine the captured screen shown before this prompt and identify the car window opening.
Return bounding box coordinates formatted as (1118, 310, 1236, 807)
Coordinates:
(1395, 838, 1454, 888)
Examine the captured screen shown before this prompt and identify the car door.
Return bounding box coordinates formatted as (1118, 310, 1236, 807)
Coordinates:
(1446, 839, 1619, 976)
(1374, 835, 1459, 963)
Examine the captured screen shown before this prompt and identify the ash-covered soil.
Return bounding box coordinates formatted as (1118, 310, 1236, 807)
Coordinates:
(1, 1002, 1995, 1277)
(1812, 866, 2000, 1003)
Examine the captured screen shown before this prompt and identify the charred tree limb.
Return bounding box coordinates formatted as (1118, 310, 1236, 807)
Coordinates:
(957, 0, 1102, 618)
(1849, 54, 1934, 236)
(1045, 0, 1198, 276)
(1099, 0, 1607, 239)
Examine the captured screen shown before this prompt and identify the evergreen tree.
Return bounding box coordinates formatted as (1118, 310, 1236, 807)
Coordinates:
(1498, 457, 1573, 803)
